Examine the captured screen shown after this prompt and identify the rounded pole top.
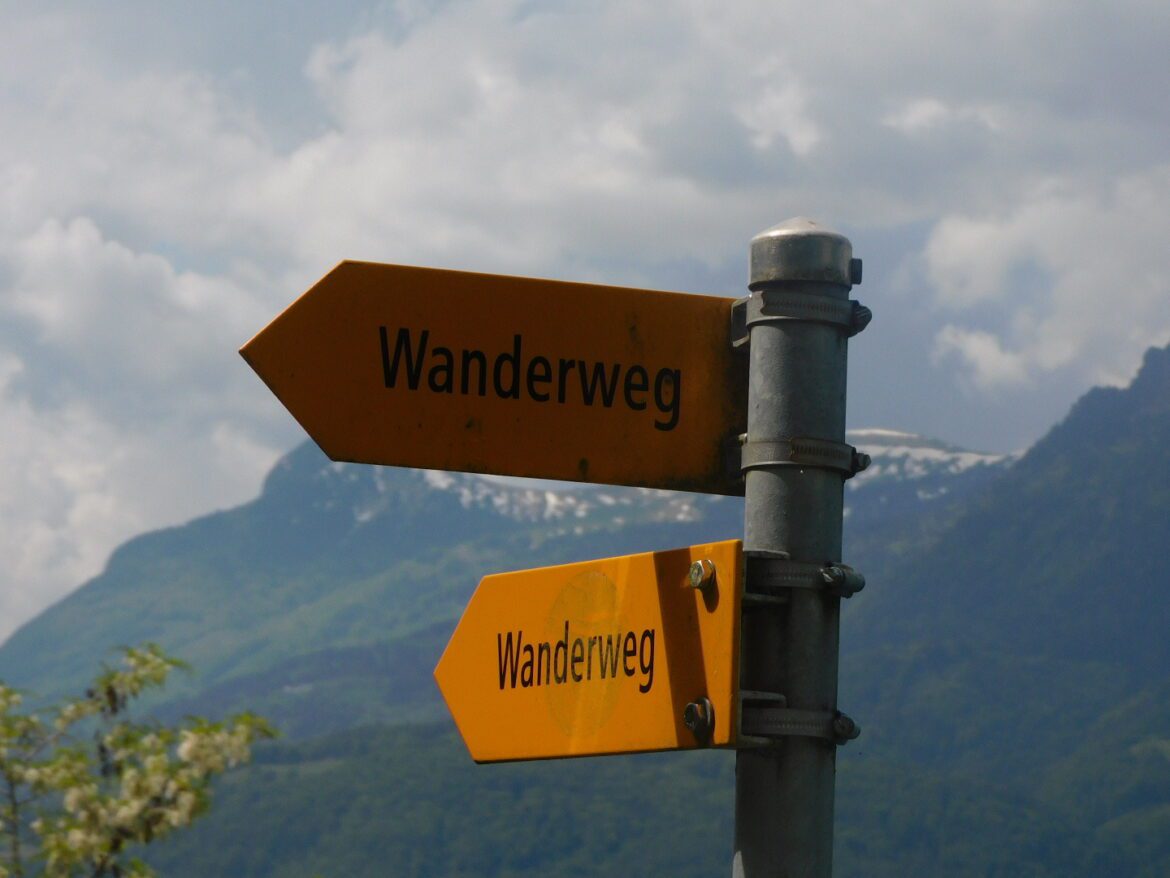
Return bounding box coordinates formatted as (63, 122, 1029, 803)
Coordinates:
(750, 217, 859, 289)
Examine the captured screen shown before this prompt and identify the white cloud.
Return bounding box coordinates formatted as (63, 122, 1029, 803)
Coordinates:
(924, 166, 1170, 388)
(933, 326, 1030, 391)
(883, 98, 1001, 135)
(0, 214, 295, 637)
(2, 216, 269, 420)
(0, 0, 1169, 639)
(736, 69, 821, 157)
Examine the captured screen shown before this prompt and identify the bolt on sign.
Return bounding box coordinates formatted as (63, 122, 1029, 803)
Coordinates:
(241, 262, 747, 495)
(434, 540, 742, 762)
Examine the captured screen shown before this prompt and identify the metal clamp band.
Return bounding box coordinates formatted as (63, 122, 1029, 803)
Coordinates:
(746, 557, 866, 598)
(731, 293, 871, 347)
(758, 290, 854, 327)
(741, 436, 870, 478)
(740, 706, 861, 745)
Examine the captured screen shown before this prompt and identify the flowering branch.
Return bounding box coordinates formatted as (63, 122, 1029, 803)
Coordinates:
(0, 645, 275, 877)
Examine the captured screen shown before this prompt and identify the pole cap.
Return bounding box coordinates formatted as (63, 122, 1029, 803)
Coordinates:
(750, 217, 858, 289)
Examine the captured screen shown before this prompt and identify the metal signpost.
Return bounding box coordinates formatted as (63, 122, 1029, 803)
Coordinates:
(732, 220, 868, 877)
(243, 218, 867, 876)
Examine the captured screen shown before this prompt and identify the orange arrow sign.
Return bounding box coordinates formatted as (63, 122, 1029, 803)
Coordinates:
(434, 540, 742, 762)
(241, 262, 746, 494)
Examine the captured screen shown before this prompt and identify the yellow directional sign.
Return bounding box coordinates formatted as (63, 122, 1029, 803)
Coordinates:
(434, 540, 742, 762)
(241, 262, 746, 494)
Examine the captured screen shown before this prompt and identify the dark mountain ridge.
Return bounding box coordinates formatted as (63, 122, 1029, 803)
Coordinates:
(850, 345, 1170, 675)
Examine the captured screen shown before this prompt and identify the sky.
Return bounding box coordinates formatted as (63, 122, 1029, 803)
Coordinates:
(1, 0, 1168, 640)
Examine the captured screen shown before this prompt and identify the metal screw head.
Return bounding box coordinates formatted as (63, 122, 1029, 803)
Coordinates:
(688, 559, 716, 592)
(683, 697, 715, 744)
(821, 564, 866, 598)
(848, 303, 872, 337)
(832, 712, 861, 744)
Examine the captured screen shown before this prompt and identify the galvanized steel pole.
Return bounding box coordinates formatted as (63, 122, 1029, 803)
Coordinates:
(733, 219, 867, 877)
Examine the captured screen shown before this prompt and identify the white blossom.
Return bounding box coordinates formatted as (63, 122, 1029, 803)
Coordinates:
(63, 787, 85, 812)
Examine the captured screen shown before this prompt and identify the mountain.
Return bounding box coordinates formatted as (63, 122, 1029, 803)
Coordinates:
(6, 339, 1169, 875)
(854, 349, 1170, 677)
(836, 345, 1170, 872)
(0, 427, 1009, 740)
(846, 427, 1016, 521)
(842, 428, 1016, 586)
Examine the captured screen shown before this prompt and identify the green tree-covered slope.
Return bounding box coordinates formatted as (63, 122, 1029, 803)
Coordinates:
(148, 722, 1136, 878)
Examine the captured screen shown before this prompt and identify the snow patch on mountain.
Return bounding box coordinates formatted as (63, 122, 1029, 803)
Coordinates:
(847, 429, 1018, 488)
(418, 470, 598, 521)
(327, 429, 1020, 530)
